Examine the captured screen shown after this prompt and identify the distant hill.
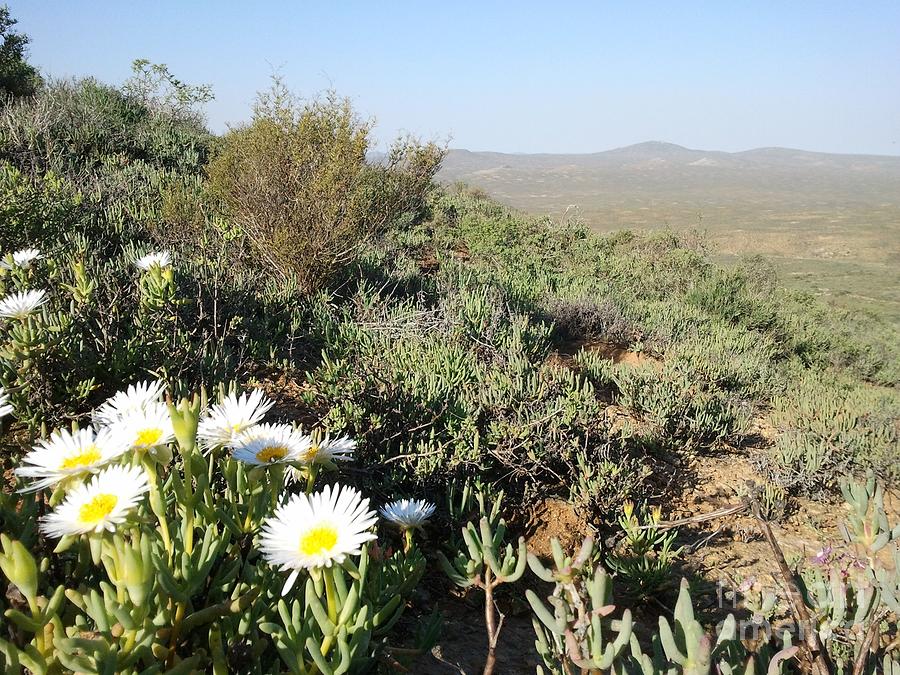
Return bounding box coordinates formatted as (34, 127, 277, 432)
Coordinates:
(440, 142, 900, 174)
(437, 143, 900, 321)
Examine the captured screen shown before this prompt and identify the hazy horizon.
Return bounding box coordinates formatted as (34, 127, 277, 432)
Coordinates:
(9, 1, 900, 156)
(447, 141, 900, 159)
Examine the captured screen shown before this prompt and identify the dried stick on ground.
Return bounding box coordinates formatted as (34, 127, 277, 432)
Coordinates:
(751, 501, 832, 675)
(646, 497, 834, 675)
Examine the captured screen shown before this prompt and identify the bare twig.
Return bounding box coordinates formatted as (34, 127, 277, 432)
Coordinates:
(851, 610, 888, 675)
(638, 502, 749, 530)
(751, 502, 832, 675)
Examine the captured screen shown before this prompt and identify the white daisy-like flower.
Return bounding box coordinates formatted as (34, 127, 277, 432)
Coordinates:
(110, 402, 175, 452)
(231, 423, 311, 466)
(0, 289, 47, 319)
(284, 433, 356, 484)
(14, 427, 132, 492)
(0, 386, 12, 418)
(92, 380, 166, 427)
(134, 251, 172, 271)
(197, 389, 274, 450)
(0, 386, 12, 419)
(0, 248, 42, 270)
(40, 465, 149, 538)
(301, 433, 356, 466)
(379, 499, 436, 530)
(259, 484, 378, 594)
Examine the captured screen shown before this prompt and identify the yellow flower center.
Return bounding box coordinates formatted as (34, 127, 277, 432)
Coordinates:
(60, 445, 102, 470)
(299, 525, 338, 556)
(135, 428, 163, 447)
(302, 445, 320, 463)
(78, 493, 118, 525)
(255, 444, 288, 463)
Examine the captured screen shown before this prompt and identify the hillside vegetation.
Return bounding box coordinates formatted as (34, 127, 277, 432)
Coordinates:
(438, 144, 900, 322)
(0, 48, 898, 675)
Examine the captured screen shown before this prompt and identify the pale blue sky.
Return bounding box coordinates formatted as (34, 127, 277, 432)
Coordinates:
(8, 1, 900, 155)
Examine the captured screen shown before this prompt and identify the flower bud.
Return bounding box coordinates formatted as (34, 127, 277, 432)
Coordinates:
(0, 534, 38, 604)
(168, 393, 201, 455)
(119, 533, 154, 607)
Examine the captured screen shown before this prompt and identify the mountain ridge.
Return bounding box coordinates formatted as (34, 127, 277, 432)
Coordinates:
(447, 142, 900, 162)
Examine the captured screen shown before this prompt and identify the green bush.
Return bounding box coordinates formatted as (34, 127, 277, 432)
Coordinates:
(208, 83, 443, 292)
(762, 370, 900, 492)
(0, 77, 212, 178)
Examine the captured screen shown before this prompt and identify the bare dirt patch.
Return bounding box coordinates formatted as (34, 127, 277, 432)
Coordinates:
(548, 338, 659, 370)
(257, 372, 322, 428)
(421, 594, 539, 674)
(522, 498, 591, 560)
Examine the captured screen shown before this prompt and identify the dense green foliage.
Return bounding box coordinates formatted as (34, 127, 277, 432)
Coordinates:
(0, 6, 40, 98)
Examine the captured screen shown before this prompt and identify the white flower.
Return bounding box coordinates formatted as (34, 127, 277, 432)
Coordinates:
(110, 402, 175, 452)
(14, 427, 132, 492)
(0, 387, 12, 419)
(231, 423, 311, 466)
(197, 389, 274, 450)
(300, 434, 356, 466)
(259, 484, 378, 594)
(92, 380, 167, 427)
(284, 433, 357, 484)
(379, 499, 436, 530)
(135, 251, 172, 270)
(0, 290, 47, 319)
(0, 248, 42, 270)
(40, 465, 149, 538)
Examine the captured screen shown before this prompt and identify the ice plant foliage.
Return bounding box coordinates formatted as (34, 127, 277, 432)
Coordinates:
(380, 498, 436, 530)
(40, 465, 150, 537)
(230, 422, 311, 465)
(92, 380, 166, 427)
(14, 427, 131, 492)
(0, 386, 11, 419)
(197, 388, 274, 450)
(134, 250, 172, 270)
(0, 289, 47, 319)
(0, 248, 42, 270)
(259, 484, 378, 593)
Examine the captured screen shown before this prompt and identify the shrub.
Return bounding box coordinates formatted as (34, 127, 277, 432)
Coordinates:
(611, 361, 752, 445)
(208, 82, 443, 292)
(542, 294, 634, 344)
(0, 77, 212, 178)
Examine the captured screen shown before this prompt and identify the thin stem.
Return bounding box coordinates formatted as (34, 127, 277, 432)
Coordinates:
(167, 601, 186, 669)
(306, 465, 318, 494)
(852, 611, 888, 675)
(183, 453, 195, 555)
(753, 503, 832, 675)
(324, 568, 339, 625)
(483, 569, 497, 675)
(270, 465, 284, 509)
(142, 457, 172, 556)
(403, 529, 414, 553)
(314, 568, 340, 667)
